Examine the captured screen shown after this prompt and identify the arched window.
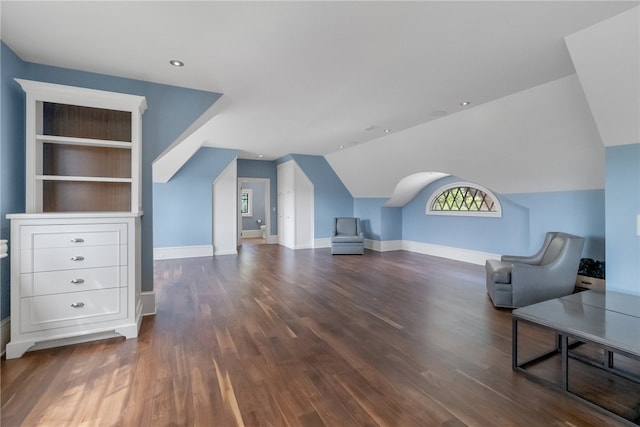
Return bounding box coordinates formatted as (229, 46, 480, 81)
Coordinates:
(427, 183, 501, 217)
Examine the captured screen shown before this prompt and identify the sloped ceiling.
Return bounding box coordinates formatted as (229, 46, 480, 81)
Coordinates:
(384, 172, 450, 207)
(565, 7, 640, 147)
(1, 1, 637, 198)
(326, 74, 606, 196)
(2, 1, 635, 161)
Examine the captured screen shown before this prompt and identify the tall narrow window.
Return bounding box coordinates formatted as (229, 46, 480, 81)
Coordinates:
(427, 183, 501, 217)
(240, 189, 252, 217)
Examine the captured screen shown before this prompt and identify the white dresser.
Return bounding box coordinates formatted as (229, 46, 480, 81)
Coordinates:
(6, 214, 141, 358)
(6, 79, 146, 358)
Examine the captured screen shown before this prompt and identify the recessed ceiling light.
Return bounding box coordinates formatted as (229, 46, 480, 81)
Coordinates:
(460, 101, 471, 106)
(257, 154, 264, 158)
(169, 59, 184, 67)
(338, 145, 344, 149)
(384, 129, 391, 133)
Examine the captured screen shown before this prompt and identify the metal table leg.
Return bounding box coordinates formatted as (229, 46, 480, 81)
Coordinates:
(561, 334, 568, 392)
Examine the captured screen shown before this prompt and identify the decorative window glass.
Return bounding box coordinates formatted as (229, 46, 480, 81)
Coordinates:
(240, 189, 252, 217)
(427, 183, 501, 217)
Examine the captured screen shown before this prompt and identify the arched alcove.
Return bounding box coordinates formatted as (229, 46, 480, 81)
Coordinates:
(384, 172, 450, 207)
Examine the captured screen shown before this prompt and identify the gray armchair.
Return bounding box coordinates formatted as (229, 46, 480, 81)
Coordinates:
(331, 217, 364, 255)
(486, 232, 585, 308)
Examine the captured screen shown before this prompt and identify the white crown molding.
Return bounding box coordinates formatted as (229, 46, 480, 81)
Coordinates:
(15, 78, 147, 112)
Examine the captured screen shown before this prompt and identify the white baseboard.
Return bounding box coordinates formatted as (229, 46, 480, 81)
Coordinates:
(241, 229, 262, 238)
(154, 245, 213, 260)
(319, 237, 492, 264)
(365, 239, 403, 252)
(266, 235, 278, 244)
(1, 317, 10, 356)
(154, 240, 497, 266)
(294, 244, 314, 250)
(141, 291, 156, 316)
(278, 241, 314, 250)
(214, 249, 239, 256)
(315, 238, 401, 252)
(402, 240, 499, 265)
(314, 238, 331, 248)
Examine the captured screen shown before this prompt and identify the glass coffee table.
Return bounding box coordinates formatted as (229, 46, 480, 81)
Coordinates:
(513, 290, 640, 424)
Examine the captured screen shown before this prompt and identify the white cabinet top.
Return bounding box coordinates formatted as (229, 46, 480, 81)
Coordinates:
(15, 79, 147, 113)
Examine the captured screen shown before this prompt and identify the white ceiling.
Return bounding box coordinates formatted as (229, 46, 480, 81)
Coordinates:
(565, 6, 640, 147)
(1, 1, 637, 161)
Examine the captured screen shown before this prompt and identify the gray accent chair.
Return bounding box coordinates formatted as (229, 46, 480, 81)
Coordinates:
(486, 232, 585, 308)
(331, 217, 365, 255)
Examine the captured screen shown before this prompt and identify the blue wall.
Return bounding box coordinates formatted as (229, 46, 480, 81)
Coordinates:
(159, 154, 353, 243)
(381, 207, 403, 241)
(153, 147, 237, 248)
(24, 65, 220, 293)
(605, 144, 640, 295)
(0, 43, 28, 320)
(354, 198, 403, 241)
(354, 198, 386, 239)
(0, 43, 221, 298)
(290, 154, 353, 238)
(354, 176, 605, 261)
(237, 159, 278, 235)
(240, 181, 266, 231)
(402, 176, 530, 255)
(504, 190, 605, 260)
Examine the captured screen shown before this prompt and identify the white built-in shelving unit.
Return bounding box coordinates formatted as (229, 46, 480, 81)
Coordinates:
(6, 79, 146, 358)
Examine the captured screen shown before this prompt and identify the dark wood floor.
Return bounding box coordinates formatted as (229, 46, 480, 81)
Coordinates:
(1, 240, 631, 426)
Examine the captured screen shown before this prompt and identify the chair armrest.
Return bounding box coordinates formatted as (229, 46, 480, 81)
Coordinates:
(511, 263, 561, 285)
(501, 254, 539, 265)
(510, 263, 576, 306)
(486, 259, 512, 284)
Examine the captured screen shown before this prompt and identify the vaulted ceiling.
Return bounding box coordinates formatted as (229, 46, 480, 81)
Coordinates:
(2, 1, 636, 163)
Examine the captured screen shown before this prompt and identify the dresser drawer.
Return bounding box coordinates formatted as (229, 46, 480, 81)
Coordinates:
(33, 230, 121, 249)
(20, 223, 128, 249)
(21, 245, 126, 273)
(7, 214, 140, 358)
(20, 266, 128, 297)
(20, 288, 126, 333)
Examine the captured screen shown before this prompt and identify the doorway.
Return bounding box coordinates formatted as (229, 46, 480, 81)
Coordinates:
(237, 178, 270, 246)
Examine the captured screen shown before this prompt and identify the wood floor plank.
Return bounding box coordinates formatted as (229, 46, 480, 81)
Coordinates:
(1, 240, 631, 426)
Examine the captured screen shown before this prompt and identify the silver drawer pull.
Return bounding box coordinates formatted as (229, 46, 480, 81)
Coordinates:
(70, 278, 85, 284)
(70, 256, 85, 261)
(70, 238, 85, 243)
(70, 302, 85, 308)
